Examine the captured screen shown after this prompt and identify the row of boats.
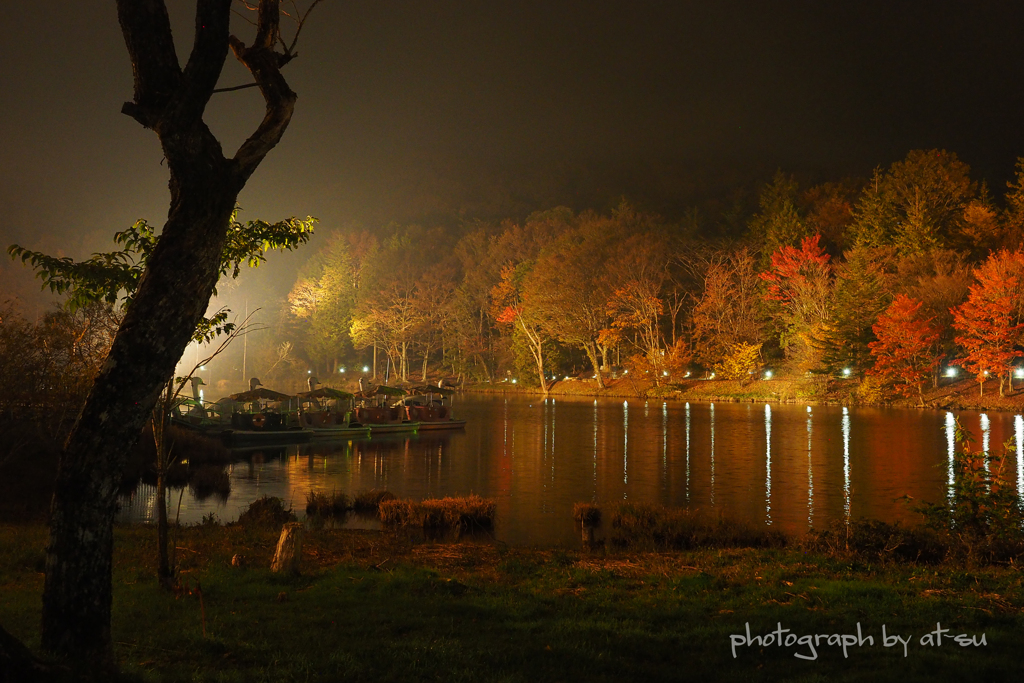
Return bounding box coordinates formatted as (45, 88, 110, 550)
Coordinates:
(172, 377, 465, 447)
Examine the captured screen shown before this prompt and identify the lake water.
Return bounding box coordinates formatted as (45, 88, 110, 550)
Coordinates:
(119, 394, 1024, 546)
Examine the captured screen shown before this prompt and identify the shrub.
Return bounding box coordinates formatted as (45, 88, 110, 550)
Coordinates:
(913, 420, 1024, 563)
(237, 496, 296, 527)
(608, 503, 785, 550)
(352, 489, 396, 513)
(804, 519, 946, 564)
(305, 490, 349, 518)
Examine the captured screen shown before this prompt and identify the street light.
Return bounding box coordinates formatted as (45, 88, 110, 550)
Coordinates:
(842, 368, 851, 377)
(764, 370, 773, 379)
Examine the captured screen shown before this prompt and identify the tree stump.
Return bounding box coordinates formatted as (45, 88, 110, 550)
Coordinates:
(270, 523, 304, 575)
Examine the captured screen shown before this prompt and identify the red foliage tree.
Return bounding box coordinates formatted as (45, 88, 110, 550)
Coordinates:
(867, 295, 939, 402)
(759, 234, 832, 369)
(951, 250, 1024, 396)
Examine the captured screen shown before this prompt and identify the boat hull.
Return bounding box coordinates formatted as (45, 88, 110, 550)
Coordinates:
(414, 419, 467, 431)
(308, 426, 372, 439)
(220, 428, 313, 448)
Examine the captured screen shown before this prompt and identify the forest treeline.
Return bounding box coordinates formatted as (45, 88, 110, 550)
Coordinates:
(256, 149, 1024, 400)
(7, 148, 1024, 415)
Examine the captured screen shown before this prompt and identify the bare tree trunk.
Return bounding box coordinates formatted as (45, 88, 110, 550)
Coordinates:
(372, 342, 378, 380)
(534, 345, 549, 395)
(422, 350, 429, 383)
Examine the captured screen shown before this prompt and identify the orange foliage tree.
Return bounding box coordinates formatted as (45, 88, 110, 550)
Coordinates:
(759, 234, 832, 369)
(867, 295, 939, 403)
(951, 250, 1024, 396)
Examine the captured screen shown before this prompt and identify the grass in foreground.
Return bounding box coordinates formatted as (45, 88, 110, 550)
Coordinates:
(2, 523, 1023, 683)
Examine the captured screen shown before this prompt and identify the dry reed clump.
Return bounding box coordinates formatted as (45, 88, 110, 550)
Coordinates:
(379, 495, 496, 532)
(237, 496, 297, 528)
(609, 502, 785, 550)
(379, 499, 415, 527)
(352, 489, 396, 513)
(573, 503, 601, 526)
(305, 490, 349, 518)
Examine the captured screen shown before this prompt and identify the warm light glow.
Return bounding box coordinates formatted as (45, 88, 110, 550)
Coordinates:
(946, 367, 958, 377)
(512, 378, 517, 384)
(1015, 368, 1024, 379)
(199, 365, 206, 371)
(764, 370, 773, 379)
(340, 367, 346, 373)
(842, 368, 851, 377)
(710, 372, 716, 379)
(362, 366, 369, 372)
(662, 371, 668, 376)
(307, 369, 312, 374)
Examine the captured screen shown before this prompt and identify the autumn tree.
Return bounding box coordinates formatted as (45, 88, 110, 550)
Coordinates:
(526, 219, 615, 387)
(287, 231, 373, 375)
(896, 249, 972, 386)
(867, 295, 940, 403)
(689, 248, 765, 368)
(605, 232, 685, 384)
(492, 262, 550, 393)
(714, 342, 763, 382)
(412, 269, 456, 383)
(759, 234, 832, 371)
(13, 0, 324, 668)
(952, 250, 1024, 397)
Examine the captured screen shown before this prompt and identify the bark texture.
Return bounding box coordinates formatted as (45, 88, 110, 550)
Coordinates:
(42, 0, 301, 668)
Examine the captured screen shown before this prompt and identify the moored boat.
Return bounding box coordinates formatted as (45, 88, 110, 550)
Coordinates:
(351, 385, 419, 434)
(217, 378, 312, 446)
(401, 384, 466, 430)
(296, 381, 371, 439)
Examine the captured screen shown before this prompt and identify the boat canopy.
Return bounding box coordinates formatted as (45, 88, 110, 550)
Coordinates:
(297, 387, 354, 400)
(229, 387, 294, 402)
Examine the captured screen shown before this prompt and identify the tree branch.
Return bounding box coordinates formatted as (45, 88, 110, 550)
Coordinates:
(167, 0, 234, 130)
(212, 82, 261, 93)
(116, 0, 182, 126)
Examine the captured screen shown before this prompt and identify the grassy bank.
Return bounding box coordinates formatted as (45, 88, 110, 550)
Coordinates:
(2, 523, 1023, 682)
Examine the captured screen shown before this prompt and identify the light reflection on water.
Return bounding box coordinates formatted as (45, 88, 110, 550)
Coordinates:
(119, 395, 1024, 547)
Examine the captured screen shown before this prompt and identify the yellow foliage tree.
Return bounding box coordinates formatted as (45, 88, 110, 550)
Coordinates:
(714, 342, 763, 381)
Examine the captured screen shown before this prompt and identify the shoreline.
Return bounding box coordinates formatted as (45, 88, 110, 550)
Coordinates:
(458, 375, 1024, 413)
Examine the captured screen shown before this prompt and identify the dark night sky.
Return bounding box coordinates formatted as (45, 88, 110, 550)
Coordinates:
(4, 1, 1024, 312)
